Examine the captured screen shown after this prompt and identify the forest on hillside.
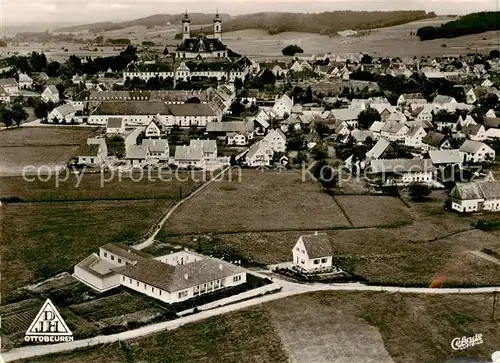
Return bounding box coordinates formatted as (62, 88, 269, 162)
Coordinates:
(416, 12, 500, 41)
(223, 11, 435, 35)
(55, 11, 435, 35)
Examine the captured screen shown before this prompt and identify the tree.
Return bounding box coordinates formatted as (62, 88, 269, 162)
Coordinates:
(230, 155, 237, 166)
(185, 97, 201, 103)
(315, 123, 330, 137)
(163, 47, 169, 56)
(357, 107, 381, 129)
(234, 77, 243, 90)
(259, 69, 276, 86)
(34, 101, 49, 119)
(305, 86, 313, 103)
(490, 49, 500, 59)
(0, 105, 13, 127)
(409, 183, 431, 201)
(361, 54, 373, 64)
(294, 151, 308, 165)
(230, 101, 245, 116)
(11, 103, 28, 127)
(311, 143, 328, 161)
(282, 45, 303, 56)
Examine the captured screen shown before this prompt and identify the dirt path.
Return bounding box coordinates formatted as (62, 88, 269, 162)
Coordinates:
(469, 250, 500, 266)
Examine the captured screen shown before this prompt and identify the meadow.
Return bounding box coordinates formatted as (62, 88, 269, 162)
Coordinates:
(23, 292, 500, 363)
(160, 169, 352, 235)
(0, 200, 169, 292)
(0, 127, 96, 176)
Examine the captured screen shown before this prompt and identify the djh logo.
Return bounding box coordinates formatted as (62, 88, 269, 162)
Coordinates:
(25, 299, 74, 343)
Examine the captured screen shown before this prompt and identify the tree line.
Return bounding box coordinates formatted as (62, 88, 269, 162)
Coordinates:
(223, 11, 435, 35)
(416, 12, 500, 41)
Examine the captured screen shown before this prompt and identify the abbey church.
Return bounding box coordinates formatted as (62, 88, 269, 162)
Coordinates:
(175, 12, 230, 59)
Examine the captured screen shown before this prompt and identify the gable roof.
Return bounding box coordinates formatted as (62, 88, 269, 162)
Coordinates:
(174, 145, 204, 161)
(113, 257, 245, 293)
(462, 124, 484, 136)
(246, 140, 271, 160)
(94, 101, 169, 116)
(428, 149, 462, 165)
(433, 95, 456, 104)
(406, 125, 425, 137)
(450, 181, 500, 200)
(381, 121, 408, 134)
(484, 117, 500, 128)
(0, 78, 18, 87)
(107, 117, 124, 129)
(45, 85, 59, 94)
(366, 138, 391, 159)
(459, 140, 491, 154)
(142, 139, 169, 153)
(79, 144, 100, 157)
(101, 243, 152, 261)
(168, 103, 217, 117)
(330, 108, 360, 121)
(125, 145, 149, 159)
(422, 131, 447, 147)
(190, 139, 217, 154)
(54, 103, 76, 117)
(207, 120, 253, 133)
(370, 159, 436, 173)
(300, 233, 333, 259)
(369, 121, 385, 133)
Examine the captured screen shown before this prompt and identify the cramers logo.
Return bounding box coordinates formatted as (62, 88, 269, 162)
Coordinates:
(25, 299, 73, 343)
(451, 333, 483, 351)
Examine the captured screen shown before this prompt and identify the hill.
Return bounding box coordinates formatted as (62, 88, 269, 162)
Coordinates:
(417, 11, 500, 41)
(55, 11, 436, 35)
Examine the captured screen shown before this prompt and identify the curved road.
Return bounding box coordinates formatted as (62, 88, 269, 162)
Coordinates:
(2, 275, 499, 362)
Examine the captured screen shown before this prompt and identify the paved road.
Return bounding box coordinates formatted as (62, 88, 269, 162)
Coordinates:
(3, 275, 499, 362)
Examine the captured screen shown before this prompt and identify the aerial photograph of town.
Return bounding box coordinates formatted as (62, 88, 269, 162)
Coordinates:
(0, 0, 499, 362)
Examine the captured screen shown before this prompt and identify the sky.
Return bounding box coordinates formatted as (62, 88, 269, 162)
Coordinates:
(0, 0, 498, 27)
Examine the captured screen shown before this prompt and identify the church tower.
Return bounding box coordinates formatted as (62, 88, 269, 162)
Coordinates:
(182, 11, 191, 41)
(213, 10, 222, 41)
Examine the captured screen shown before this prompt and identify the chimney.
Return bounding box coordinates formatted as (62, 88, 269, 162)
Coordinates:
(219, 264, 223, 271)
(184, 273, 189, 280)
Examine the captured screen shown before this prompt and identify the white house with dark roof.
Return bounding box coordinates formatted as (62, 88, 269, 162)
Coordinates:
(262, 129, 286, 153)
(0, 87, 11, 104)
(48, 103, 78, 123)
(0, 78, 19, 94)
(190, 139, 217, 160)
(428, 149, 462, 168)
(77, 140, 107, 166)
(461, 124, 487, 141)
(422, 131, 451, 151)
(292, 232, 333, 273)
(142, 139, 169, 161)
(272, 94, 293, 118)
(106, 118, 126, 134)
(145, 120, 162, 138)
(245, 140, 273, 167)
(450, 181, 500, 213)
(41, 85, 59, 103)
(174, 145, 205, 168)
(74, 243, 247, 302)
(459, 140, 495, 163)
(380, 121, 409, 142)
(125, 145, 151, 167)
(18, 73, 33, 89)
(369, 159, 436, 185)
(405, 125, 427, 148)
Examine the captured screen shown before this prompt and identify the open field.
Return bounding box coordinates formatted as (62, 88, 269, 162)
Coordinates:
(334, 195, 413, 228)
(22, 291, 500, 363)
(222, 17, 499, 57)
(160, 169, 351, 235)
(0, 127, 94, 147)
(0, 200, 169, 292)
(0, 127, 96, 176)
(23, 307, 288, 363)
(0, 173, 201, 202)
(160, 227, 500, 287)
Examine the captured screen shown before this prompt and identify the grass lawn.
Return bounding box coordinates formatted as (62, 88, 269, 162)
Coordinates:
(0, 173, 201, 202)
(160, 169, 351, 235)
(20, 291, 500, 363)
(0, 127, 94, 147)
(0, 127, 96, 176)
(21, 307, 288, 363)
(0, 200, 170, 292)
(334, 195, 413, 228)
